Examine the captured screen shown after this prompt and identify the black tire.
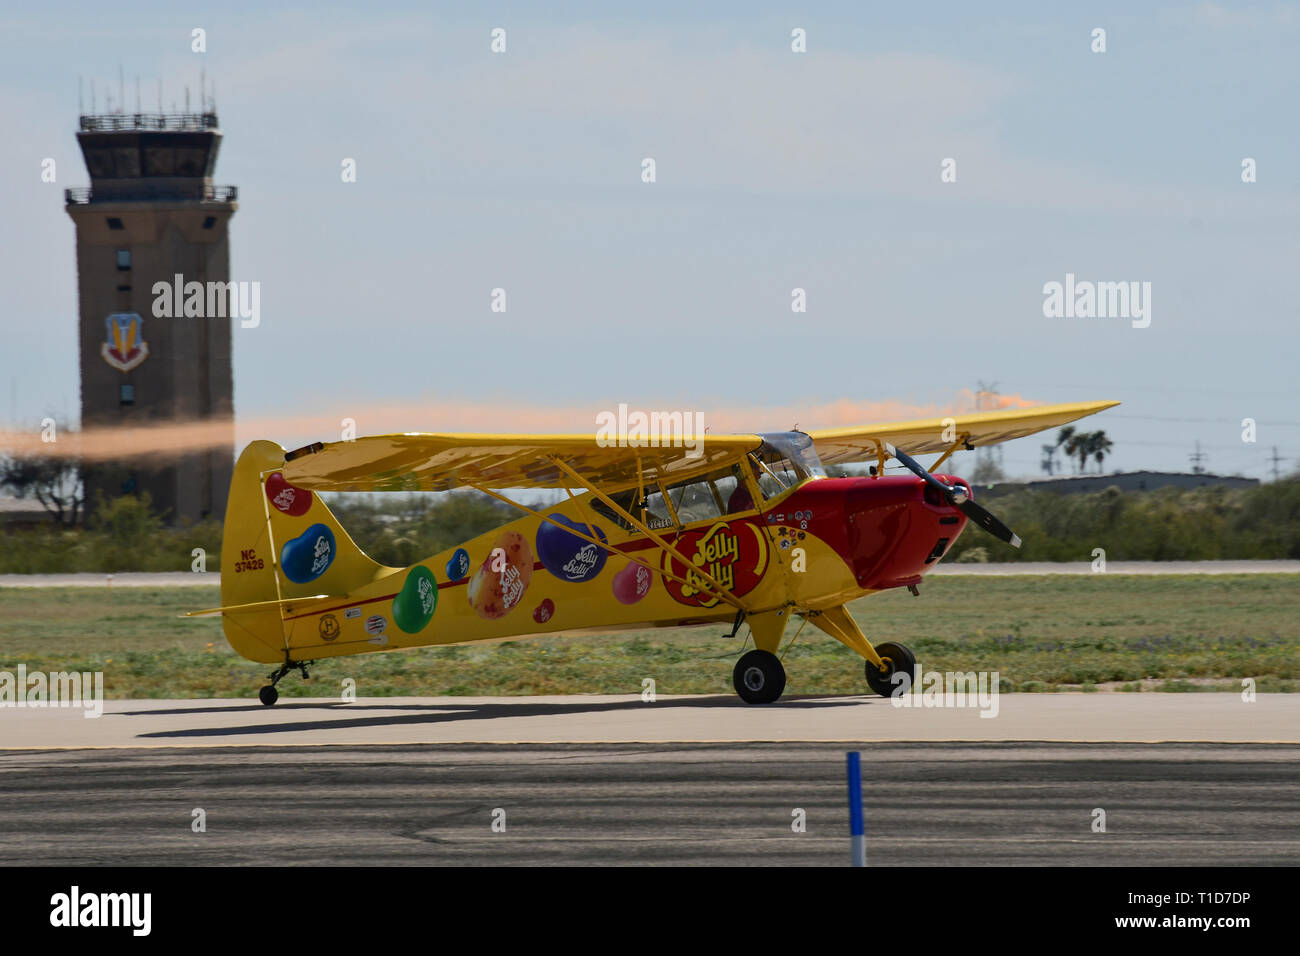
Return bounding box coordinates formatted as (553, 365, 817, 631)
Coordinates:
(864, 642, 917, 698)
(733, 649, 786, 704)
(258, 685, 279, 706)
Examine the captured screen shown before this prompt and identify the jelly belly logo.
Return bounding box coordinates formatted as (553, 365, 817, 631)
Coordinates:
(101, 313, 149, 372)
(265, 472, 313, 516)
(662, 521, 768, 608)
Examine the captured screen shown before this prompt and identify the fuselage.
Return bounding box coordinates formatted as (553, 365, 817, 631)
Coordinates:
(261, 470, 971, 662)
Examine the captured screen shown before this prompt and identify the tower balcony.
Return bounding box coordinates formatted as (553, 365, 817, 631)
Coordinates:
(79, 112, 220, 133)
(65, 183, 237, 204)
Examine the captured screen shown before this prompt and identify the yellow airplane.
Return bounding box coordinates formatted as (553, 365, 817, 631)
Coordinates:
(195, 400, 1117, 705)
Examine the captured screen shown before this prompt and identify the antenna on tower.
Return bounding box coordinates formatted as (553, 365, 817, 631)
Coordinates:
(91, 79, 96, 114)
(200, 68, 206, 111)
(118, 64, 124, 114)
(185, 85, 190, 113)
(135, 74, 141, 113)
(78, 76, 83, 114)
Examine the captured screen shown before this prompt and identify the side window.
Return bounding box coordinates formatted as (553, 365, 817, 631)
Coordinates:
(714, 474, 745, 513)
(671, 479, 723, 525)
(639, 486, 675, 530)
(589, 485, 675, 532)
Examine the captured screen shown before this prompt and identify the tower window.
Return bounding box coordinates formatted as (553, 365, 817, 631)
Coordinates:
(115, 249, 132, 270)
(120, 384, 135, 406)
(202, 216, 217, 230)
(106, 217, 124, 230)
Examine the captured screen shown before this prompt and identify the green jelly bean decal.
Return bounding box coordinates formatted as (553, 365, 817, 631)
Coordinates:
(392, 565, 438, 634)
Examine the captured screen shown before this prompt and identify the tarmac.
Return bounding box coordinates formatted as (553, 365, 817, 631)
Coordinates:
(2, 692, 1295, 748)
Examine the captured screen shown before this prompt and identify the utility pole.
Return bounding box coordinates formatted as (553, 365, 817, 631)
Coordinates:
(975, 381, 1004, 474)
(1189, 441, 1207, 475)
(1269, 446, 1285, 482)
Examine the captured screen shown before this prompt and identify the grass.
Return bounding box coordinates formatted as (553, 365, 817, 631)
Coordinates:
(0, 574, 1296, 699)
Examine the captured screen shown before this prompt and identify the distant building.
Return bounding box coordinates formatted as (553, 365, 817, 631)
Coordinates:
(65, 110, 237, 522)
(979, 471, 1260, 498)
(0, 495, 55, 528)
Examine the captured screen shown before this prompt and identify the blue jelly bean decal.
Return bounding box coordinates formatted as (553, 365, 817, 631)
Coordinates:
(280, 522, 336, 583)
(445, 547, 471, 582)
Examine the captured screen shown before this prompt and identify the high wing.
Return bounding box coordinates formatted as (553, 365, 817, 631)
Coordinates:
(808, 400, 1119, 465)
(280, 433, 761, 493)
(279, 400, 1118, 493)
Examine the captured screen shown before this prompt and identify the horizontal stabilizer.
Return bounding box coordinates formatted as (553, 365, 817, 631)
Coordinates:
(184, 594, 332, 618)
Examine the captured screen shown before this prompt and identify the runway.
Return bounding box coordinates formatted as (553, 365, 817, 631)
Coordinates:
(0, 742, 1295, 865)
(3, 696, 1295, 865)
(3, 693, 1298, 748)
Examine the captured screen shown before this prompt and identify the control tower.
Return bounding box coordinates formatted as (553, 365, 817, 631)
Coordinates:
(65, 110, 237, 522)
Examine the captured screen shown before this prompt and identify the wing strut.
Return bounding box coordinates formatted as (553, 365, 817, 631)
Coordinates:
(928, 432, 971, 474)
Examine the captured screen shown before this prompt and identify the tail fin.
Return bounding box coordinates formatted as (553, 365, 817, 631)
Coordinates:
(219, 440, 386, 663)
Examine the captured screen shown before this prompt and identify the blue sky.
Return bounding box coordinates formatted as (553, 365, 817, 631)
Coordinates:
(3, 1, 1298, 479)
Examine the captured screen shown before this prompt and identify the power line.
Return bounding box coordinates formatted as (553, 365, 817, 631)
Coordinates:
(1003, 382, 1300, 399)
(1108, 414, 1300, 427)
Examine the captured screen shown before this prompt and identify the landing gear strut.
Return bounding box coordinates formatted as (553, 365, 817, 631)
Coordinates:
(733, 649, 786, 704)
(259, 658, 314, 706)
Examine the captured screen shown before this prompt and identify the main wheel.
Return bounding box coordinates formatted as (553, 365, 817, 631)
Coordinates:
(864, 642, 917, 698)
(258, 685, 279, 706)
(733, 649, 786, 704)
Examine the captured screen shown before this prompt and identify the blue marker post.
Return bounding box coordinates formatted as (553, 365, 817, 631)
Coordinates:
(847, 751, 865, 867)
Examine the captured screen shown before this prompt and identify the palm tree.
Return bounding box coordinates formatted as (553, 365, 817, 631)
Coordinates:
(1054, 427, 1075, 473)
(1090, 431, 1113, 473)
(1062, 430, 1090, 474)
(1040, 444, 1058, 476)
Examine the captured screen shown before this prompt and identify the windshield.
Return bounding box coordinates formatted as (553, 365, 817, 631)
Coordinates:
(756, 432, 826, 479)
(749, 432, 826, 499)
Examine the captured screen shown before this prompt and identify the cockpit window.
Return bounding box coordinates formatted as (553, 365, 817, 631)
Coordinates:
(750, 432, 826, 500)
(749, 453, 796, 499)
(589, 465, 755, 531)
(586, 440, 824, 530)
(589, 484, 675, 532)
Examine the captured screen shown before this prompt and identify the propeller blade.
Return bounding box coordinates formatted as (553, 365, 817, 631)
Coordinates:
(885, 443, 948, 494)
(886, 443, 1022, 548)
(955, 498, 1022, 548)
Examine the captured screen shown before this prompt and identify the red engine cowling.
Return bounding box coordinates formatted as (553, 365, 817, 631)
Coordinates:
(844, 475, 969, 590)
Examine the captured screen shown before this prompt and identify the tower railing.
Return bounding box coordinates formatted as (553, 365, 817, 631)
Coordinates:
(78, 112, 220, 132)
(65, 184, 238, 204)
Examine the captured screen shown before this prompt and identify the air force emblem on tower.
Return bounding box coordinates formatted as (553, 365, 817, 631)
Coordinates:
(102, 312, 149, 372)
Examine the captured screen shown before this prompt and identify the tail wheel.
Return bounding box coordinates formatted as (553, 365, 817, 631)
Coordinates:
(733, 649, 786, 704)
(864, 642, 917, 698)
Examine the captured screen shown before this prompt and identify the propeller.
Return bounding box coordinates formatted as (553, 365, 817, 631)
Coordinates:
(885, 443, 1022, 549)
